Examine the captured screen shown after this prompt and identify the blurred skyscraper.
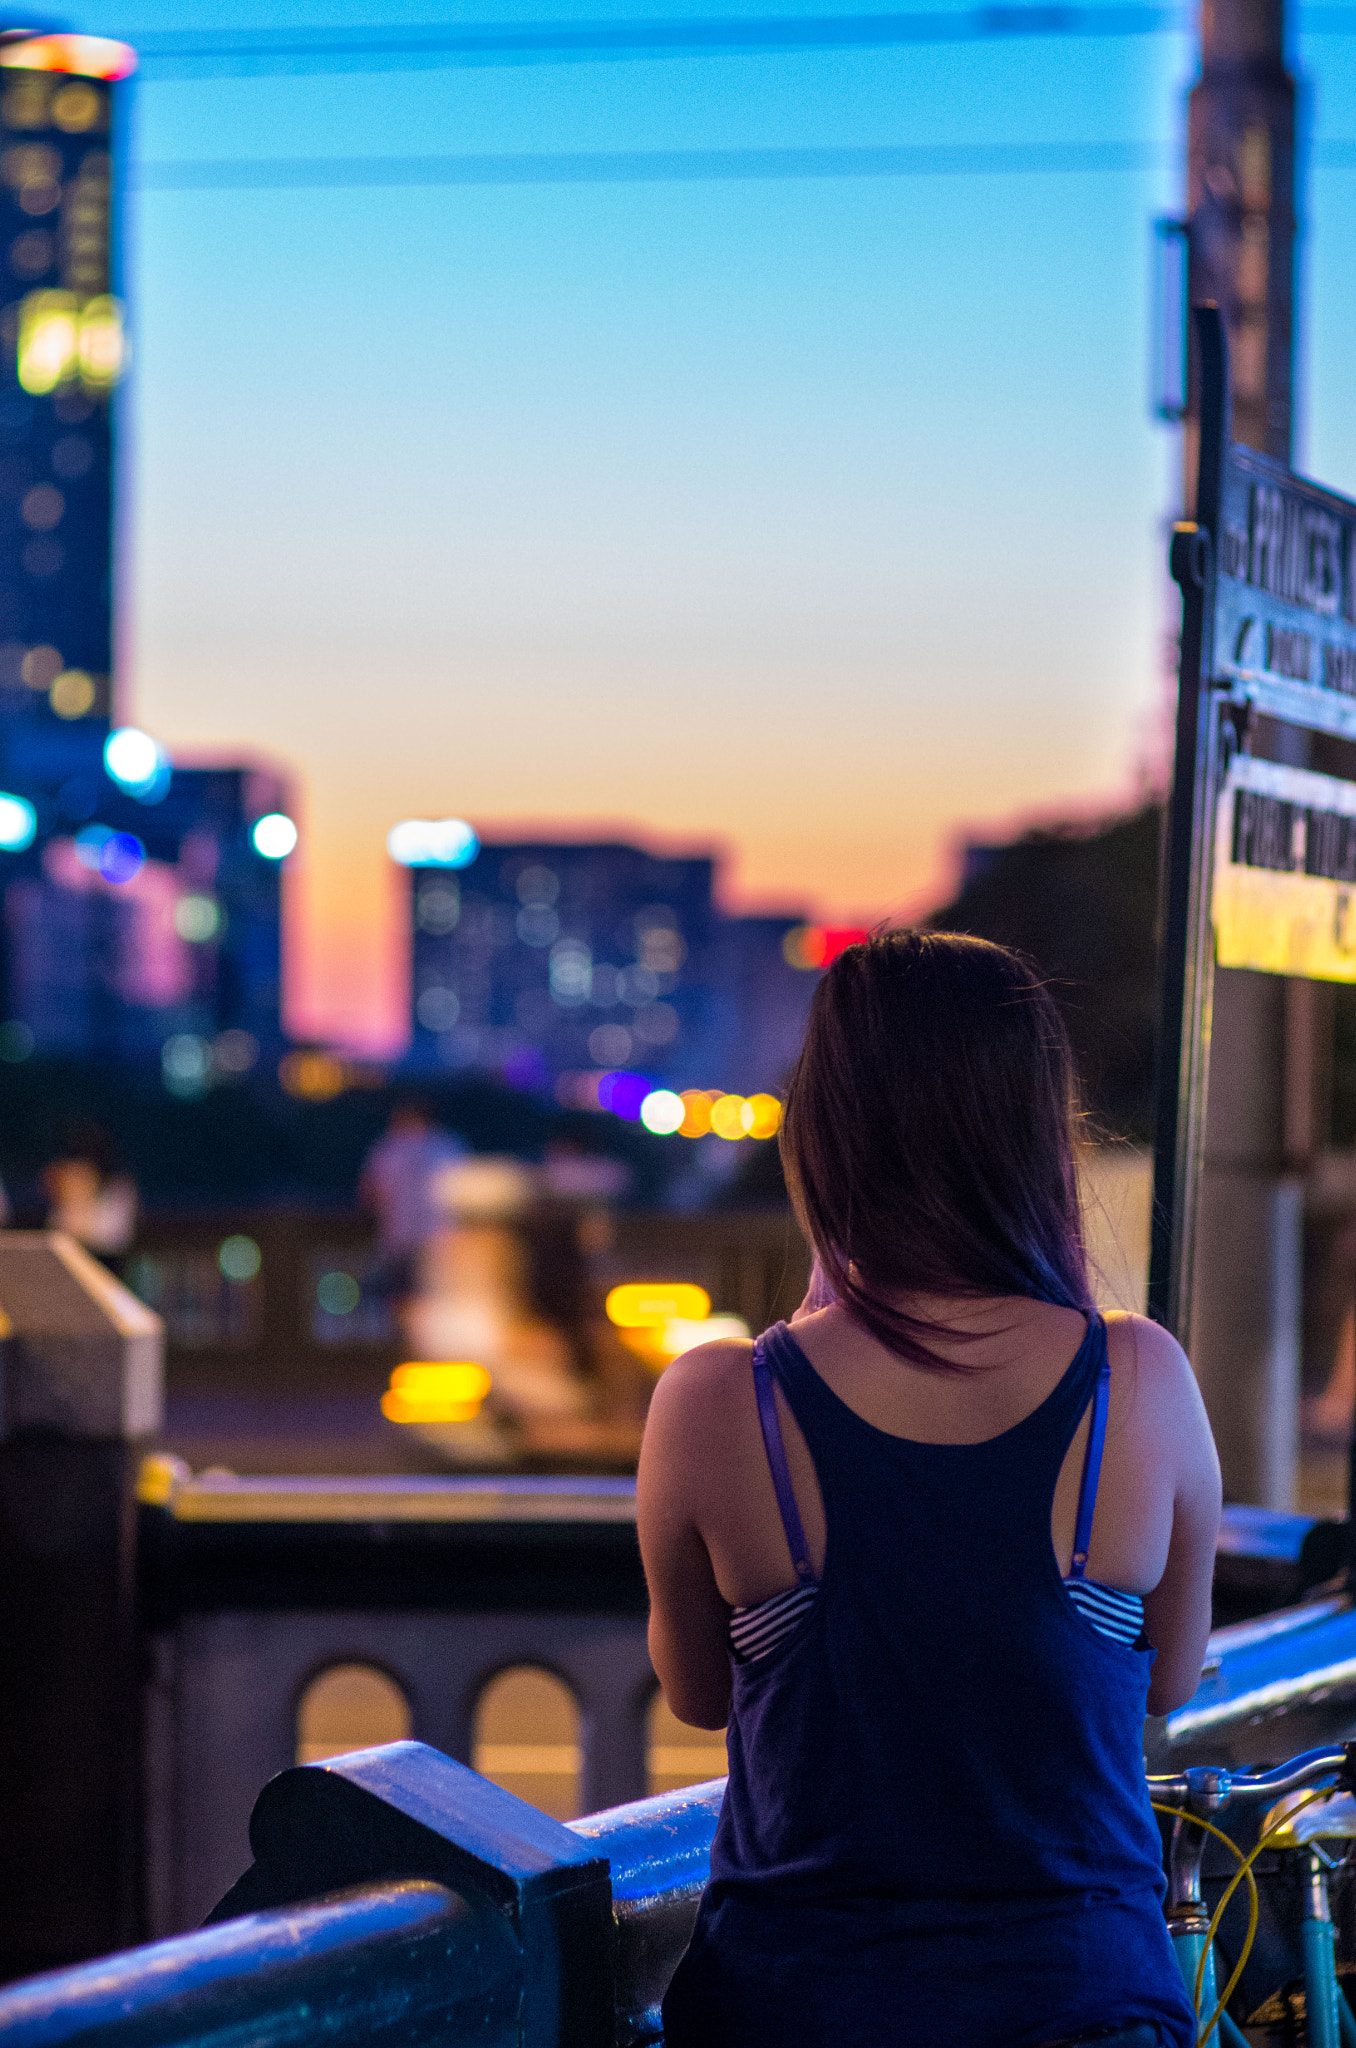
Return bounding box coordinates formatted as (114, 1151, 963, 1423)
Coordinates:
(399, 832, 817, 1096)
(0, 34, 295, 1084)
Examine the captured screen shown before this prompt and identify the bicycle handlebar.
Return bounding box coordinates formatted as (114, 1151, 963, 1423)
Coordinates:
(1147, 1743, 1356, 1812)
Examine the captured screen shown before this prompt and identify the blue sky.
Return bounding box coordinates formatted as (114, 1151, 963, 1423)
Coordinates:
(60, 1, 1356, 1046)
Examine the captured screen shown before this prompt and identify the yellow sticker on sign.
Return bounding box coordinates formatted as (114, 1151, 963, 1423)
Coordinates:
(1213, 755, 1356, 981)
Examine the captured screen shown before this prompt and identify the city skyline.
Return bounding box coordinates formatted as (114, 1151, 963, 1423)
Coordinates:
(64, 0, 1356, 1051)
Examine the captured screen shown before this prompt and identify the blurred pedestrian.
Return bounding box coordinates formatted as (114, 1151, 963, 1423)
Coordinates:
(43, 1122, 137, 1257)
(360, 1099, 465, 1307)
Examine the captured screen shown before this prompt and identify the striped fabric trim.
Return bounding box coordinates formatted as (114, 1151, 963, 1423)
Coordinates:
(727, 1575, 1147, 1662)
(729, 1581, 821, 1663)
(1062, 1576, 1146, 1648)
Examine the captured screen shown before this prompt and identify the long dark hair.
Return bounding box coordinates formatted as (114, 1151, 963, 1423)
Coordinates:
(779, 929, 1092, 1369)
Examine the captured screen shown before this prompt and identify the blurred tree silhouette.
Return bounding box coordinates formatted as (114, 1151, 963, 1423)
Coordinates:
(929, 806, 1165, 1143)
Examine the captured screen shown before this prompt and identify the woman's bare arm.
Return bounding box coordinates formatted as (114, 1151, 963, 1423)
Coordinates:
(1130, 1318, 1222, 1716)
(636, 1348, 736, 1729)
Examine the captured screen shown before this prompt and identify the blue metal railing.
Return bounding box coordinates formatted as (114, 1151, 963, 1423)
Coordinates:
(6, 1526, 1356, 2048)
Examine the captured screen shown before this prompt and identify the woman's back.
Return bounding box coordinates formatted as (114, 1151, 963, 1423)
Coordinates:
(637, 933, 1220, 2047)
(658, 1297, 1216, 1715)
(644, 1305, 1213, 2046)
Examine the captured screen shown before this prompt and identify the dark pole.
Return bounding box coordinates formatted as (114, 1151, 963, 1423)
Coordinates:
(1149, 306, 1229, 1338)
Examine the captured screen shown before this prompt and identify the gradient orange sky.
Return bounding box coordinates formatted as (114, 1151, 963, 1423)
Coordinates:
(113, 2, 1356, 1053)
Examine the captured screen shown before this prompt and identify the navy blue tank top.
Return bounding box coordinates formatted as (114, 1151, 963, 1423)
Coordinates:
(662, 1317, 1195, 2048)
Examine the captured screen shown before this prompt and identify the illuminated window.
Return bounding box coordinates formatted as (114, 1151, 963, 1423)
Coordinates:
(516, 864, 559, 907)
(617, 964, 659, 1006)
(415, 985, 459, 1032)
(549, 939, 591, 1006)
(51, 82, 102, 131)
(516, 904, 559, 947)
(415, 881, 459, 934)
(9, 229, 52, 278)
(296, 1664, 410, 1767)
(20, 643, 61, 689)
(632, 1001, 679, 1046)
(174, 893, 220, 942)
(646, 1688, 727, 1797)
(588, 1022, 632, 1066)
(473, 1667, 579, 1821)
(49, 669, 93, 717)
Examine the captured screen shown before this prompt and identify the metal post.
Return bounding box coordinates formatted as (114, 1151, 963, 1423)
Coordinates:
(1150, 307, 1230, 1340)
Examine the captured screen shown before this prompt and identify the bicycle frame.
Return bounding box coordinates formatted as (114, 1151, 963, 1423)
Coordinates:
(1147, 1745, 1356, 2046)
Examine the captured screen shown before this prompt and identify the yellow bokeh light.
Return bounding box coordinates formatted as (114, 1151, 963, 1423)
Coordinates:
(678, 1088, 714, 1138)
(381, 1361, 491, 1424)
(278, 1050, 348, 1101)
(709, 1094, 748, 1141)
(606, 1281, 711, 1329)
(77, 295, 124, 390)
(17, 289, 77, 394)
(49, 669, 93, 719)
(743, 1093, 783, 1139)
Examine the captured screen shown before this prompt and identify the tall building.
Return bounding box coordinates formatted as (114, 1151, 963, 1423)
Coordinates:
(0, 32, 132, 773)
(397, 829, 819, 1096)
(0, 35, 296, 1084)
(0, 761, 293, 1075)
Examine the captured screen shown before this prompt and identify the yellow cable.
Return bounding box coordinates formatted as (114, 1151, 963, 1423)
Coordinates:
(1151, 1804, 1259, 2044)
(1167, 1785, 1332, 2045)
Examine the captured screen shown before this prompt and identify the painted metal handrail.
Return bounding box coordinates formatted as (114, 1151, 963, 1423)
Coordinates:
(0, 1877, 520, 2048)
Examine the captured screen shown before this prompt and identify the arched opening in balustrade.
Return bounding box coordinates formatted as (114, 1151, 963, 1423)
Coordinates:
(472, 1665, 580, 1821)
(296, 1662, 412, 1766)
(646, 1686, 728, 1797)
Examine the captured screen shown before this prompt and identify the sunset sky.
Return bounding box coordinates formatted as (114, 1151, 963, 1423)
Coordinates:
(76, 0, 1356, 1050)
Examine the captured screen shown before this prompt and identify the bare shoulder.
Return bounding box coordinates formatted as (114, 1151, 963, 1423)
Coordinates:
(642, 1338, 756, 1450)
(1105, 1312, 1220, 1493)
(1105, 1310, 1195, 1389)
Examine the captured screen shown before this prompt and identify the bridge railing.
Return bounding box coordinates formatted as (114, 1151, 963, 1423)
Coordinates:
(0, 1741, 724, 2048)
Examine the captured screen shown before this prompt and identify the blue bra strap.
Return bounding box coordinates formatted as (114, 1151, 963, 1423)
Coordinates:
(1067, 1324, 1110, 1582)
(751, 1336, 817, 1585)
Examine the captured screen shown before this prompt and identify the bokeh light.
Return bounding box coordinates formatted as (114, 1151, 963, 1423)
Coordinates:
(709, 1093, 749, 1141)
(174, 893, 220, 942)
(75, 824, 143, 884)
(49, 669, 94, 719)
(279, 1049, 347, 1100)
(596, 1069, 649, 1119)
(782, 925, 870, 970)
(161, 1032, 210, 1096)
(0, 34, 137, 79)
(589, 1022, 633, 1066)
(660, 1313, 752, 1358)
(678, 1089, 715, 1138)
(743, 1092, 784, 1139)
(640, 1088, 685, 1135)
(607, 1282, 712, 1328)
(212, 1029, 259, 1074)
(104, 726, 169, 799)
(252, 812, 298, 859)
(316, 1270, 361, 1316)
(387, 817, 478, 868)
(217, 1234, 261, 1282)
(0, 792, 37, 850)
(381, 1361, 491, 1424)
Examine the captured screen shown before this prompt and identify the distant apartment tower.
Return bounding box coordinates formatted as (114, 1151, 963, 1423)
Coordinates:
(398, 830, 820, 1094)
(0, 32, 133, 788)
(0, 37, 295, 1081)
(404, 838, 717, 1087)
(1, 761, 293, 1072)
